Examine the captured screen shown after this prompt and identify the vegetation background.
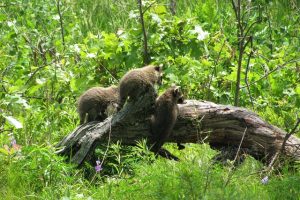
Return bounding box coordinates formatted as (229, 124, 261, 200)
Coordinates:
(0, 0, 300, 199)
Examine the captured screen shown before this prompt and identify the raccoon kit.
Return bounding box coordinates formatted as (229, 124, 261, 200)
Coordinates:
(150, 86, 185, 154)
(118, 65, 163, 110)
(77, 85, 119, 124)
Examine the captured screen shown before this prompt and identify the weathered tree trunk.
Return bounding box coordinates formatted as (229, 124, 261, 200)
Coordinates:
(56, 99, 300, 166)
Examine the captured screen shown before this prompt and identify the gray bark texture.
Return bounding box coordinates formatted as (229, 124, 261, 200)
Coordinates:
(56, 97, 300, 166)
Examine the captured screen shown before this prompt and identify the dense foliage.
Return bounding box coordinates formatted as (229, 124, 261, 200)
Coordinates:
(0, 0, 299, 199)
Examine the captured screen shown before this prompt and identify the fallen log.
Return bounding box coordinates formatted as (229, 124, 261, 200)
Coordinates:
(56, 98, 300, 166)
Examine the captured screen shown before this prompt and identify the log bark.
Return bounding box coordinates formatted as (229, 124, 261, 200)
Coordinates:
(56, 99, 300, 166)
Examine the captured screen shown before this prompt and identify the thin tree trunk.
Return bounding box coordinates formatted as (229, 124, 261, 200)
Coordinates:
(137, 0, 150, 65)
(56, 0, 65, 49)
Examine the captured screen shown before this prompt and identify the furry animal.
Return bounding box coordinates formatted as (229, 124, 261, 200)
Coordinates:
(150, 86, 185, 158)
(118, 65, 163, 110)
(77, 85, 119, 124)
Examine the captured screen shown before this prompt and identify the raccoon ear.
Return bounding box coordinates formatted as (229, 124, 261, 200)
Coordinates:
(154, 65, 162, 72)
(173, 86, 180, 96)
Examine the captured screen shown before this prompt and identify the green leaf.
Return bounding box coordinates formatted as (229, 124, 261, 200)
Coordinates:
(153, 5, 167, 14)
(0, 147, 10, 155)
(295, 85, 300, 95)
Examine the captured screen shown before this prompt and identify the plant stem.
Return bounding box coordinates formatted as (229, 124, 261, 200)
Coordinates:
(137, 0, 150, 65)
(56, 0, 65, 49)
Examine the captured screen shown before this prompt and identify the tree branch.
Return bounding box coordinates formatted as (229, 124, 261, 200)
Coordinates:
(25, 60, 56, 85)
(95, 59, 119, 82)
(243, 20, 259, 39)
(56, 0, 65, 49)
(280, 118, 300, 153)
(240, 58, 300, 89)
(137, 0, 150, 65)
(225, 127, 247, 187)
(233, 0, 244, 106)
(208, 39, 226, 91)
(244, 36, 254, 108)
(264, 117, 300, 174)
(142, 1, 156, 14)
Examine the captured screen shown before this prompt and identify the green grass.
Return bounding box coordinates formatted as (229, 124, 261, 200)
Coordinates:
(1, 143, 300, 199)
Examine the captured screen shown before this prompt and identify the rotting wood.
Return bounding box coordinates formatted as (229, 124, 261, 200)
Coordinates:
(56, 99, 300, 166)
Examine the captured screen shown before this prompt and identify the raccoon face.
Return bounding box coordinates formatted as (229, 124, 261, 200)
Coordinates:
(173, 86, 186, 104)
(154, 65, 163, 85)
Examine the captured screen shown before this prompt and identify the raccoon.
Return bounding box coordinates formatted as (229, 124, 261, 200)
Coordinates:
(77, 85, 119, 124)
(150, 86, 185, 156)
(118, 65, 162, 110)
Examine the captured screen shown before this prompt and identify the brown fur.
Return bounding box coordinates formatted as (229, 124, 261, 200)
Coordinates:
(150, 86, 185, 154)
(77, 85, 119, 124)
(118, 65, 162, 110)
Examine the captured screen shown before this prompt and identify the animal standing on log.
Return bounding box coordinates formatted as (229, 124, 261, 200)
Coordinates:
(150, 86, 185, 160)
(118, 65, 163, 110)
(77, 85, 119, 124)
